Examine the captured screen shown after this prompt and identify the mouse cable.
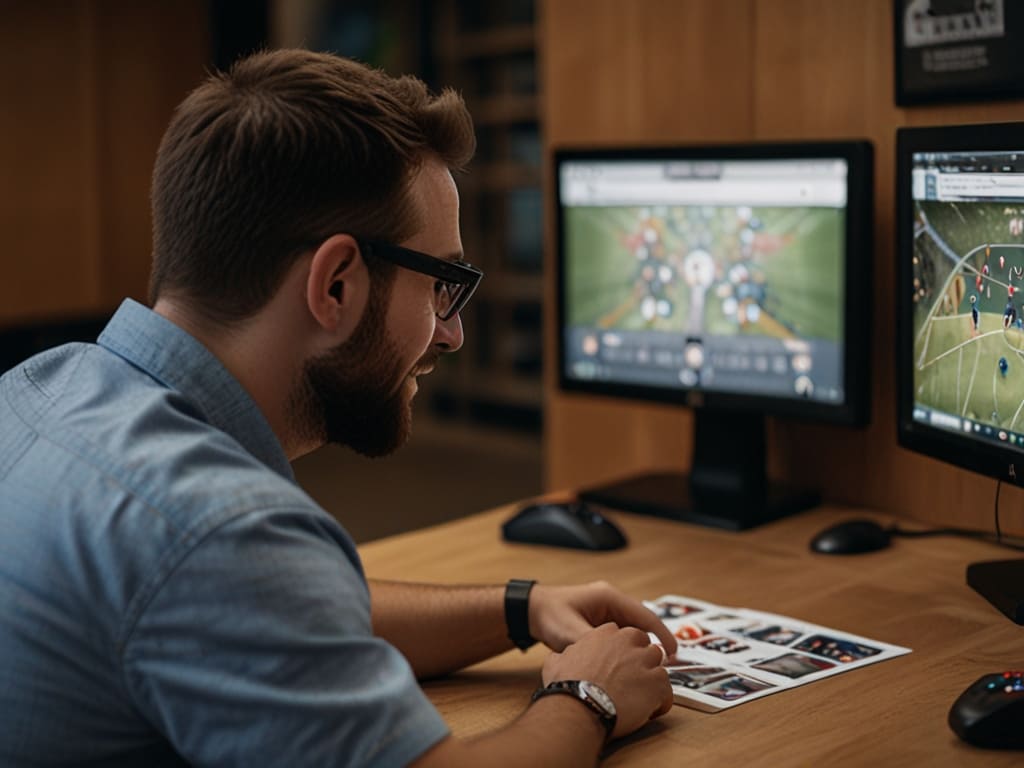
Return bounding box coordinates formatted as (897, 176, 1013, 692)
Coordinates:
(885, 484, 1024, 553)
(889, 528, 1024, 552)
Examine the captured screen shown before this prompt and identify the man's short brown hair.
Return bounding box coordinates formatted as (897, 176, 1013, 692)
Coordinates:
(149, 48, 475, 323)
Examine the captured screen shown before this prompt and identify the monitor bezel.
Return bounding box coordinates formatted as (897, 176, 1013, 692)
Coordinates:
(553, 140, 873, 427)
(896, 121, 1024, 488)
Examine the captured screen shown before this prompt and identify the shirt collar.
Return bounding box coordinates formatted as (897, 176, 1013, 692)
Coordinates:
(98, 299, 294, 481)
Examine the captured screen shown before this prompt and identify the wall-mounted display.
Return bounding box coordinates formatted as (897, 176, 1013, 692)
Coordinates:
(895, 0, 1024, 105)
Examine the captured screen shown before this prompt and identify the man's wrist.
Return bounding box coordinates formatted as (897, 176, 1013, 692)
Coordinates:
(504, 578, 536, 650)
(531, 680, 618, 742)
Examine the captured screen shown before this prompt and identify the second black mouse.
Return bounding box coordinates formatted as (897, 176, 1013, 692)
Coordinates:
(809, 519, 892, 555)
(949, 671, 1024, 749)
(501, 501, 627, 551)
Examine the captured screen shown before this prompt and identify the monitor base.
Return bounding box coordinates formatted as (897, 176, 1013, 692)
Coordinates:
(578, 471, 820, 531)
(966, 559, 1024, 625)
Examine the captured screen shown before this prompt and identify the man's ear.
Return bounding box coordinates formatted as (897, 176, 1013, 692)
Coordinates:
(306, 234, 370, 338)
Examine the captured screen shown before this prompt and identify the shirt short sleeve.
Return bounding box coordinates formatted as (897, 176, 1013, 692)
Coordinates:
(121, 508, 449, 768)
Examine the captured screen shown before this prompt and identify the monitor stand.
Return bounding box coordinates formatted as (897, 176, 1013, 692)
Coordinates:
(578, 410, 820, 531)
(966, 560, 1024, 624)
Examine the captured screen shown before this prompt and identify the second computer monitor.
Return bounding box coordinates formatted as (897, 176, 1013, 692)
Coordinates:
(897, 121, 1024, 487)
(554, 141, 873, 528)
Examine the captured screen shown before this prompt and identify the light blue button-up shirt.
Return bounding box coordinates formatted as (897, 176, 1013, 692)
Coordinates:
(0, 299, 448, 767)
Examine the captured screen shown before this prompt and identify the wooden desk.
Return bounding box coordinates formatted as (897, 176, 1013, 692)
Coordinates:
(360, 503, 1023, 766)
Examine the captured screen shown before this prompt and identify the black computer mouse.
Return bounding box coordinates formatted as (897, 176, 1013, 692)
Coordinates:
(949, 671, 1024, 749)
(809, 519, 892, 555)
(501, 501, 627, 551)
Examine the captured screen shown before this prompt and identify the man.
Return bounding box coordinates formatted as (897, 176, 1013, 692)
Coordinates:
(0, 49, 675, 766)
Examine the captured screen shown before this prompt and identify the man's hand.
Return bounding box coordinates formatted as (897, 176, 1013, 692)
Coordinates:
(540, 622, 675, 740)
(369, 579, 677, 682)
(527, 580, 678, 657)
(390, 579, 679, 766)
(413, 621, 674, 767)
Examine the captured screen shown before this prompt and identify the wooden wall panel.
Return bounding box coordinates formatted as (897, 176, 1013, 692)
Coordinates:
(542, 0, 1024, 533)
(753, 0, 897, 510)
(541, 0, 756, 491)
(93, 1, 208, 307)
(0, 1, 206, 328)
(756, 0, 1024, 533)
(541, 0, 755, 146)
(0, 1, 101, 324)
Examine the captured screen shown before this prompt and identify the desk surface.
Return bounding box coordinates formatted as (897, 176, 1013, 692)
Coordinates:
(360, 503, 1023, 766)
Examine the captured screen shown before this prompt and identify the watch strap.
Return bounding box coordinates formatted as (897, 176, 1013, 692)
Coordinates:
(504, 578, 536, 650)
(531, 680, 617, 741)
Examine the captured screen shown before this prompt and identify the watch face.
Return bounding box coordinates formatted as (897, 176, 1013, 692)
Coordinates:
(579, 681, 616, 716)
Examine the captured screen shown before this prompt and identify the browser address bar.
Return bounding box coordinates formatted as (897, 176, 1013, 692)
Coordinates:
(936, 173, 1024, 199)
(562, 178, 847, 207)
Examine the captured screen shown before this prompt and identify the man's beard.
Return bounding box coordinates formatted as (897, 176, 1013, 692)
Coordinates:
(291, 280, 439, 457)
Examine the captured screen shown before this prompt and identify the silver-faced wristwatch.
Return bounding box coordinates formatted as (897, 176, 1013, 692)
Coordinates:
(531, 679, 618, 741)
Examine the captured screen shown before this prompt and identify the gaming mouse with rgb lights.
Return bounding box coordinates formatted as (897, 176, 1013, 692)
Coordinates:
(949, 671, 1024, 749)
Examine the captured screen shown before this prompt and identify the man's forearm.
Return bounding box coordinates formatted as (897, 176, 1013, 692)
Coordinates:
(412, 692, 606, 768)
(368, 580, 514, 678)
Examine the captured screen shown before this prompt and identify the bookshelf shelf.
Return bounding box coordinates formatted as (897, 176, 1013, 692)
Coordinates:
(430, 0, 543, 432)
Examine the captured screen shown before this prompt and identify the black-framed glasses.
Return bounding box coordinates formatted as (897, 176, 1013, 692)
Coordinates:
(357, 239, 483, 321)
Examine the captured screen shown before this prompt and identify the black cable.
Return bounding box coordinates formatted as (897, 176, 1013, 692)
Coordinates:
(875, 478, 1024, 552)
(890, 529, 1024, 552)
(892, 527, 992, 540)
(995, 479, 1003, 545)
(884, 520, 1024, 557)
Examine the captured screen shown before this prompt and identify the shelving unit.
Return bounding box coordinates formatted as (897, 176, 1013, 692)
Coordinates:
(270, 0, 545, 433)
(425, 0, 544, 432)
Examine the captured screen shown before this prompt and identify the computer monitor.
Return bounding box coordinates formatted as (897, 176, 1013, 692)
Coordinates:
(896, 121, 1024, 624)
(554, 141, 874, 530)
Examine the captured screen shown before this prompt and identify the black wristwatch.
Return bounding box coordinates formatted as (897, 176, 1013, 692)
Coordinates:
(531, 680, 618, 741)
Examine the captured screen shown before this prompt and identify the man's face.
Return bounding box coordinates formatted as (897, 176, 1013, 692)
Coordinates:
(298, 273, 444, 457)
(294, 159, 464, 457)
